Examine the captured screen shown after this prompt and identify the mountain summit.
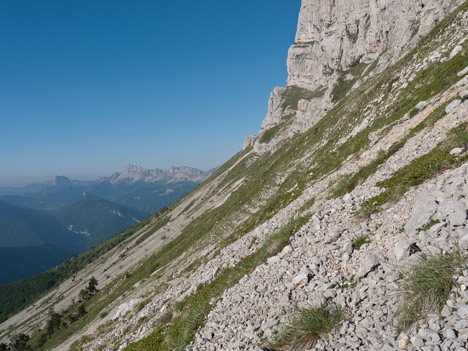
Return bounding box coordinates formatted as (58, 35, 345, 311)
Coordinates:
(52, 176, 72, 188)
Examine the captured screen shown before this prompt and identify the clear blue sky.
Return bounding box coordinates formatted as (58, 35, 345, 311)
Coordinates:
(0, 0, 301, 186)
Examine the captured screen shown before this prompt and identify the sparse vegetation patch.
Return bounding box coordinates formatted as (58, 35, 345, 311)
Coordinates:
(417, 219, 441, 232)
(260, 125, 283, 144)
(126, 216, 310, 351)
(360, 123, 468, 216)
(352, 235, 371, 249)
(396, 248, 467, 334)
(281, 86, 327, 110)
(270, 304, 345, 350)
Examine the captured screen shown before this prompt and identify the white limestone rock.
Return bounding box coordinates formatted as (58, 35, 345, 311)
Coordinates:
(243, 135, 257, 149)
(449, 210, 467, 227)
(446, 99, 462, 113)
(356, 255, 380, 279)
(405, 189, 438, 235)
(449, 45, 463, 59)
(458, 66, 468, 77)
(287, 0, 464, 91)
(112, 299, 140, 320)
(415, 101, 428, 110)
(450, 148, 464, 155)
(394, 240, 410, 262)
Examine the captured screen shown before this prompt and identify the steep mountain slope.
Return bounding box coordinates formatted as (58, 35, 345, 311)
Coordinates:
(0, 245, 72, 285)
(0, 1, 467, 351)
(245, 0, 466, 154)
(0, 200, 85, 252)
(55, 193, 145, 249)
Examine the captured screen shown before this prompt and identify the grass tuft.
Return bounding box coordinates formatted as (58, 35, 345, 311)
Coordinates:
(396, 248, 467, 334)
(352, 235, 371, 249)
(271, 304, 345, 350)
(416, 219, 441, 232)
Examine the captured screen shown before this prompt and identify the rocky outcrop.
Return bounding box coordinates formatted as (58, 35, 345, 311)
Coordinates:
(288, 0, 464, 90)
(247, 0, 464, 153)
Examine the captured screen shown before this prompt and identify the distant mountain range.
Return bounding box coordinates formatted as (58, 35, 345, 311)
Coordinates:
(0, 164, 213, 214)
(0, 164, 213, 285)
(104, 164, 209, 184)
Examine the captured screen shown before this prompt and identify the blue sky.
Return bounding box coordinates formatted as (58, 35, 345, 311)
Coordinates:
(0, 0, 301, 186)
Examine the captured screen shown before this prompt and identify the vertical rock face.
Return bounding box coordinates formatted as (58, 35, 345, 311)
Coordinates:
(287, 0, 464, 90)
(246, 0, 464, 152)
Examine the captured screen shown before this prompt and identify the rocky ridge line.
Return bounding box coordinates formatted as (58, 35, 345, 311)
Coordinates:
(104, 164, 211, 184)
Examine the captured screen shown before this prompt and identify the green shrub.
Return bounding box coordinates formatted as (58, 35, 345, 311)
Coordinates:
(409, 108, 419, 118)
(341, 276, 357, 290)
(174, 298, 187, 312)
(137, 301, 147, 312)
(271, 304, 345, 350)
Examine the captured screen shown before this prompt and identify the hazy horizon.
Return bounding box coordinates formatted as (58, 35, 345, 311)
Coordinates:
(0, 0, 301, 187)
(0, 163, 216, 187)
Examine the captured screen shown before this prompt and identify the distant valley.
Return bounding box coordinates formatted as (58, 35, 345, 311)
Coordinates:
(0, 245, 72, 286)
(0, 164, 212, 285)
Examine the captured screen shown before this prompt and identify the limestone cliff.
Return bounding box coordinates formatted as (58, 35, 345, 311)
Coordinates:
(288, 0, 463, 89)
(246, 0, 465, 153)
